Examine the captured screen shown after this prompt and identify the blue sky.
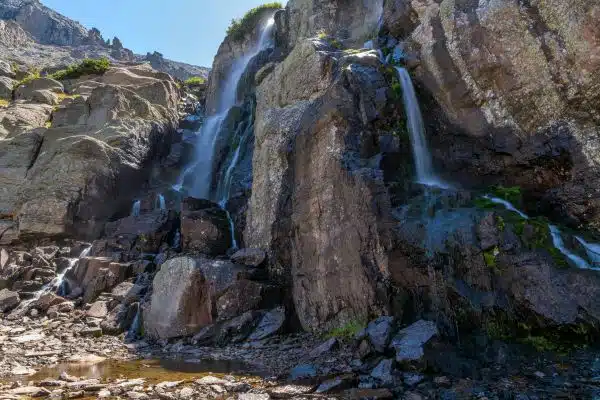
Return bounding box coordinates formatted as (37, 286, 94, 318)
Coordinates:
(41, 0, 285, 68)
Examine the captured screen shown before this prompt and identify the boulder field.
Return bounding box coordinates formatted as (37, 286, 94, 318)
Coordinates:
(1, 0, 600, 399)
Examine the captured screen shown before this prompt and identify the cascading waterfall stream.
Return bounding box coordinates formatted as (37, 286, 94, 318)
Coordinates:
(185, 17, 276, 200)
(375, 46, 599, 269)
(131, 200, 141, 217)
(483, 195, 596, 269)
(10, 246, 91, 315)
(394, 66, 448, 188)
(173, 17, 276, 250)
(156, 194, 166, 211)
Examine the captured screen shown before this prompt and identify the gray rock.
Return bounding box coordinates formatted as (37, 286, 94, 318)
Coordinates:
(86, 301, 109, 319)
(370, 359, 396, 387)
(0, 60, 15, 78)
(230, 248, 266, 267)
(0, 76, 15, 99)
(80, 327, 102, 337)
(144, 256, 241, 339)
(247, 306, 286, 341)
(110, 282, 144, 305)
(389, 320, 438, 363)
(316, 375, 356, 393)
(403, 373, 424, 387)
(181, 198, 232, 256)
(365, 316, 395, 353)
(309, 337, 339, 358)
(238, 394, 270, 400)
(0, 288, 19, 312)
(216, 280, 280, 320)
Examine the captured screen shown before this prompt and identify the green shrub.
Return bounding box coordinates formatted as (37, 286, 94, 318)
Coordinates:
(49, 58, 110, 81)
(184, 76, 206, 86)
(227, 3, 282, 42)
(13, 67, 40, 89)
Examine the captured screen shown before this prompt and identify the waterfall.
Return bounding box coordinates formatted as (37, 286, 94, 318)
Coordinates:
(483, 195, 528, 219)
(131, 200, 141, 217)
(10, 246, 91, 316)
(156, 194, 166, 211)
(483, 195, 597, 269)
(548, 226, 591, 269)
(126, 308, 142, 340)
(395, 67, 443, 187)
(172, 229, 181, 249)
(186, 17, 276, 200)
(575, 236, 600, 267)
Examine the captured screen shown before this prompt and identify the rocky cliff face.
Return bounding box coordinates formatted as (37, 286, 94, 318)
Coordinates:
(383, 0, 600, 229)
(0, 0, 89, 46)
(0, 0, 209, 81)
(0, 64, 180, 242)
(200, 0, 600, 337)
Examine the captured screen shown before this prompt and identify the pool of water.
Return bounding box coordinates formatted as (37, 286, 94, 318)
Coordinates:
(12, 358, 271, 385)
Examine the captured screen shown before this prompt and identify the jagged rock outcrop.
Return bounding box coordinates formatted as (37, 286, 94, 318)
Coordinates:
(0, 1, 209, 81)
(0, 0, 89, 46)
(285, 0, 384, 49)
(246, 39, 398, 332)
(0, 65, 179, 242)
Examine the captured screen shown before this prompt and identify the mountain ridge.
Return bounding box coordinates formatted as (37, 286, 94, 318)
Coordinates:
(0, 0, 209, 80)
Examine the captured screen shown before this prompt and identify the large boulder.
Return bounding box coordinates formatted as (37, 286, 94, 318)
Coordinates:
(64, 257, 131, 303)
(144, 256, 243, 339)
(9, 66, 179, 239)
(0, 103, 52, 139)
(216, 280, 281, 320)
(181, 198, 232, 256)
(0, 288, 19, 312)
(0, 76, 15, 99)
(246, 39, 394, 332)
(104, 210, 175, 254)
(14, 77, 63, 105)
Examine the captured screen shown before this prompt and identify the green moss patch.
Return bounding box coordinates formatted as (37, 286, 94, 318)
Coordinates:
(325, 320, 366, 341)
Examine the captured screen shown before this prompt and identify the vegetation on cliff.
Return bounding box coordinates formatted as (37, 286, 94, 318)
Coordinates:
(184, 76, 205, 86)
(226, 2, 282, 42)
(49, 57, 110, 80)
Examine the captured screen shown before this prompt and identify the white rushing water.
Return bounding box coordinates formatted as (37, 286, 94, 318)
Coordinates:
(548, 225, 591, 269)
(394, 67, 449, 188)
(483, 195, 528, 219)
(484, 195, 597, 269)
(11, 246, 91, 315)
(156, 194, 166, 211)
(131, 200, 141, 217)
(575, 236, 600, 267)
(187, 17, 275, 199)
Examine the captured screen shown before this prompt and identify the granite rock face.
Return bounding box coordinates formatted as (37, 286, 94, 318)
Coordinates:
(246, 39, 396, 332)
(1, 65, 179, 240)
